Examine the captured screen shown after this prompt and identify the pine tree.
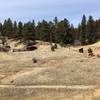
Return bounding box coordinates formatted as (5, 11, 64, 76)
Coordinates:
(95, 19, 100, 39)
(22, 21, 36, 43)
(0, 23, 2, 36)
(36, 20, 50, 42)
(17, 21, 23, 39)
(55, 18, 72, 44)
(53, 17, 58, 43)
(80, 15, 87, 45)
(87, 16, 97, 44)
(2, 18, 13, 38)
(13, 21, 18, 38)
(77, 24, 81, 40)
(48, 21, 55, 44)
(69, 24, 75, 43)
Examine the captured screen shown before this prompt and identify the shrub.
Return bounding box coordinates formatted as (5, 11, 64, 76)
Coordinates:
(54, 43, 58, 49)
(51, 45, 55, 52)
(32, 58, 37, 63)
(88, 48, 93, 53)
(79, 48, 84, 53)
(88, 48, 95, 56)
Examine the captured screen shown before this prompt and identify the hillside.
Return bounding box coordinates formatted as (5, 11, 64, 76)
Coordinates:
(0, 41, 100, 100)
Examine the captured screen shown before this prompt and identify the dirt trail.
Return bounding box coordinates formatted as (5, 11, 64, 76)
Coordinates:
(0, 85, 98, 89)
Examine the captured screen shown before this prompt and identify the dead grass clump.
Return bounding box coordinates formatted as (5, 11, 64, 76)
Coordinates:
(51, 45, 55, 52)
(32, 58, 37, 63)
(54, 43, 58, 49)
(88, 48, 95, 57)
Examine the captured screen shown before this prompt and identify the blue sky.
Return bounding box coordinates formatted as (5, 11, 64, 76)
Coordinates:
(0, 0, 100, 26)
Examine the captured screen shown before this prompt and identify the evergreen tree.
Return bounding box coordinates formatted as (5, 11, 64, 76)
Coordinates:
(53, 17, 58, 43)
(0, 23, 2, 36)
(48, 21, 55, 44)
(13, 21, 18, 38)
(80, 15, 87, 45)
(2, 18, 13, 37)
(2, 20, 7, 36)
(55, 18, 73, 44)
(22, 21, 36, 42)
(17, 21, 23, 39)
(36, 20, 50, 42)
(77, 24, 81, 40)
(87, 16, 97, 43)
(69, 24, 75, 43)
(95, 19, 100, 33)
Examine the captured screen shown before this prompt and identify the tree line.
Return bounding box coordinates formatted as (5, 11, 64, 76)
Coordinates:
(0, 15, 100, 45)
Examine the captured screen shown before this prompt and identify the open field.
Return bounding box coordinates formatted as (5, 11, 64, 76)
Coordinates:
(0, 41, 100, 99)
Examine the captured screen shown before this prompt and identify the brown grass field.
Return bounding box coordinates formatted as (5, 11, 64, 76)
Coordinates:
(0, 41, 100, 100)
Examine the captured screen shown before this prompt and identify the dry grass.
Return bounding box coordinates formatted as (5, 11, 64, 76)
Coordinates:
(0, 41, 100, 99)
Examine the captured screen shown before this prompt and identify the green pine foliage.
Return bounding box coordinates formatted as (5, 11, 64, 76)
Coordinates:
(80, 15, 87, 45)
(0, 15, 100, 45)
(86, 16, 97, 44)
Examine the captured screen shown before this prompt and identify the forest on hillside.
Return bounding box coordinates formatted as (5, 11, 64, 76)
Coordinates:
(0, 15, 100, 45)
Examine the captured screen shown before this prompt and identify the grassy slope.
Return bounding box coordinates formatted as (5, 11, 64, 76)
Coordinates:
(0, 41, 100, 99)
